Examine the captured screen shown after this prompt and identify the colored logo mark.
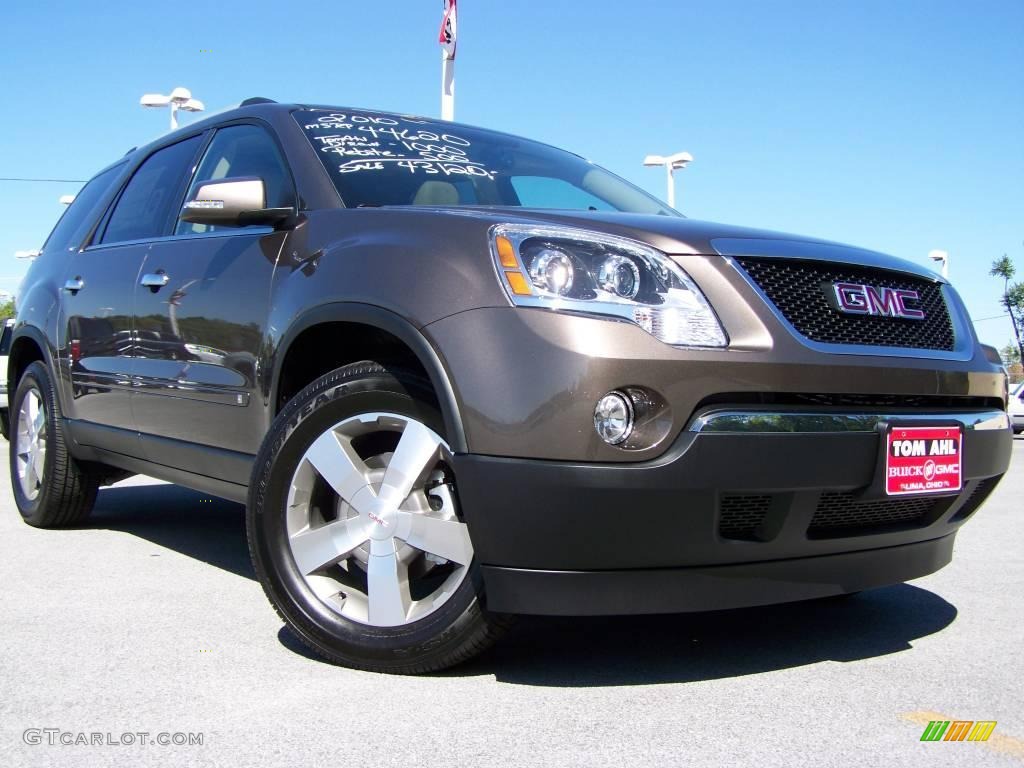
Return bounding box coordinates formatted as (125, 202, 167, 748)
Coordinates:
(920, 720, 997, 742)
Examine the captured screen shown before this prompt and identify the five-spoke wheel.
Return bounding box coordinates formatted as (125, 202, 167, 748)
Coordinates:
(286, 412, 473, 627)
(247, 362, 510, 673)
(9, 361, 98, 527)
(14, 385, 47, 501)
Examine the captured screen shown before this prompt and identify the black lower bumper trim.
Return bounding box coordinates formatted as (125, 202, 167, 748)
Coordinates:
(454, 426, 1010, 570)
(482, 534, 956, 616)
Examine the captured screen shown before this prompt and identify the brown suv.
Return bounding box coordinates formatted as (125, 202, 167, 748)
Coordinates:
(8, 100, 1013, 673)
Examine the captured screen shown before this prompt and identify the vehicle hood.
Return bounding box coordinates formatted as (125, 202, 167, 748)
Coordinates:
(412, 206, 944, 282)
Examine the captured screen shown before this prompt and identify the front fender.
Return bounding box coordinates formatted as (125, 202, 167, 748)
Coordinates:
(266, 302, 468, 453)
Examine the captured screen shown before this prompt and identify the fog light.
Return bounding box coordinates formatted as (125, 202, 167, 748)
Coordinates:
(594, 391, 634, 445)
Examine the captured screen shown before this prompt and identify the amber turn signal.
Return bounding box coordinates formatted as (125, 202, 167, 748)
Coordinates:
(504, 270, 532, 296)
(496, 236, 518, 268)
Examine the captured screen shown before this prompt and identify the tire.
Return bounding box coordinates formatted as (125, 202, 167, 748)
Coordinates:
(248, 361, 511, 674)
(0, 408, 9, 440)
(10, 361, 99, 527)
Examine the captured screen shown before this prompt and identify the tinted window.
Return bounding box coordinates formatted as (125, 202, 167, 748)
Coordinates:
(511, 176, 615, 211)
(176, 124, 294, 235)
(294, 109, 676, 215)
(102, 135, 203, 244)
(41, 163, 126, 254)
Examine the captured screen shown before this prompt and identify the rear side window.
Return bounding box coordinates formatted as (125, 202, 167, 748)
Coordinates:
(40, 163, 125, 254)
(101, 135, 203, 244)
(175, 124, 295, 235)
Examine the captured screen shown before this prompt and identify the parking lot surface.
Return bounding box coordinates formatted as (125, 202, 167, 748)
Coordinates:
(1, 437, 1022, 768)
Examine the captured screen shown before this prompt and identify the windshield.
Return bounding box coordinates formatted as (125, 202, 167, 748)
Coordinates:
(294, 108, 677, 216)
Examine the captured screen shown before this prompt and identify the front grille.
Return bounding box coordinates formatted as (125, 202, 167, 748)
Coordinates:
(808, 492, 938, 537)
(736, 258, 955, 351)
(719, 494, 772, 541)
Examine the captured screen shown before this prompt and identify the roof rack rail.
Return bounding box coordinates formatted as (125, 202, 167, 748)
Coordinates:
(240, 97, 277, 106)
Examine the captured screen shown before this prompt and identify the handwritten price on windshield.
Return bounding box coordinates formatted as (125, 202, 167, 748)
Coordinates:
(337, 159, 494, 179)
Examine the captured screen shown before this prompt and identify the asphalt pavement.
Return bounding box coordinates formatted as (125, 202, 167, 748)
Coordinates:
(1, 436, 1022, 768)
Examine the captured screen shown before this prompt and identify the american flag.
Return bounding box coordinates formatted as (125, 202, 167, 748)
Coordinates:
(439, 0, 458, 60)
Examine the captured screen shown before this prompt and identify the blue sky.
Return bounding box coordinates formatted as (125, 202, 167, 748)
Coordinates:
(1, 0, 1021, 347)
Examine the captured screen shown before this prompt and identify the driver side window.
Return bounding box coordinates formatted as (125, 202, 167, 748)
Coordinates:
(176, 124, 295, 235)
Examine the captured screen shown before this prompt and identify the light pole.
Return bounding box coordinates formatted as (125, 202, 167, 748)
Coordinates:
(140, 87, 205, 130)
(928, 249, 950, 279)
(643, 151, 693, 209)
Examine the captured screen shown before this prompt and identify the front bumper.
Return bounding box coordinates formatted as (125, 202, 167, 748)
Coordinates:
(455, 410, 1012, 615)
(425, 304, 1008, 464)
(480, 537, 956, 615)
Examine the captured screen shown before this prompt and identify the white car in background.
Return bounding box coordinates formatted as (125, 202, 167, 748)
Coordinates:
(0, 318, 14, 438)
(1010, 380, 1024, 435)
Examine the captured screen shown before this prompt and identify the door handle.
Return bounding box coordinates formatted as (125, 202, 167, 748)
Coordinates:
(63, 277, 84, 294)
(140, 272, 170, 290)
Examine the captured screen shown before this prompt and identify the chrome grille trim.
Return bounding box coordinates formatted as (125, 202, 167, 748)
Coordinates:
(688, 409, 1009, 433)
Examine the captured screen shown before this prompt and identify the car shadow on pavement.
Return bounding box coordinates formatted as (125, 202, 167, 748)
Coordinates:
(87, 482, 959, 687)
(89, 482, 254, 580)
(455, 584, 957, 686)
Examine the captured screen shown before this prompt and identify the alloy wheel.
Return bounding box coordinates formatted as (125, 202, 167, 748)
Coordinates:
(285, 412, 473, 627)
(15, 386, 47, 501)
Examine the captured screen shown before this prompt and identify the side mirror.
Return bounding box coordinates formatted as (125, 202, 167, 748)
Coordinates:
(180, 177, 293, 227)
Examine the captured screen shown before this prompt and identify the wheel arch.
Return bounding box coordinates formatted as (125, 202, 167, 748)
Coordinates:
(7, 325, 53, 400)
(270, 303, 467, 453)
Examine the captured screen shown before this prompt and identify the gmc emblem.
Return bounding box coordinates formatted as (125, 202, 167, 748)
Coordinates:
(828, 282, 925, 320)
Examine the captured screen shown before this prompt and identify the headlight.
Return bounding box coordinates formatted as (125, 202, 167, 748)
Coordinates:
(490, 224, 727, 347)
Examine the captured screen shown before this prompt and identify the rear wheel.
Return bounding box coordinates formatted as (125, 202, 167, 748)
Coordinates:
(248, 362, 510, 673)
(10, 361, 99, 527)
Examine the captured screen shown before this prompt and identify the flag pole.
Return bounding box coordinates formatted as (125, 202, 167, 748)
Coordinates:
(441, 53, 455, 121)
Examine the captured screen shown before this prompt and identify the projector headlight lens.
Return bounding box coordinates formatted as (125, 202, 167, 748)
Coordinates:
(491, 224, 727, 348)
(529, 248, 575, 295)
(598, 254, 641, 300)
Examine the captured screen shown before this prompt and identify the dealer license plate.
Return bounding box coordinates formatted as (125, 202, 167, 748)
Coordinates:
(885, 425, 963, 496)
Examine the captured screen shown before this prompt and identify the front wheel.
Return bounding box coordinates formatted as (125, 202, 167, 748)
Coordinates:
(247, 362, 510, 673)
